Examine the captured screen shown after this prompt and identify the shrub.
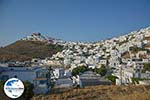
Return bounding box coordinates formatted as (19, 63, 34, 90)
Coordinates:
(131, 78, 140, 84)
(106, 75, 118, 84)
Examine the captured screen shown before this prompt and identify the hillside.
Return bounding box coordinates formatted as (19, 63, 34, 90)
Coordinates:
(33, 85, 150, 100)
(0, 40, 63, 62)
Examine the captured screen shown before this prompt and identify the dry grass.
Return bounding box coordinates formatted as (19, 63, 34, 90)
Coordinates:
(0, 40, 63, 61)
(32, 85, 150, 100)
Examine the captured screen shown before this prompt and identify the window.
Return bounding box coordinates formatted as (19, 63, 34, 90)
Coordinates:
(39, 80, 46, 85)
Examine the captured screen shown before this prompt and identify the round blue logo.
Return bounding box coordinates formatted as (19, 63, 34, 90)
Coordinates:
(4, 78, 24, 99)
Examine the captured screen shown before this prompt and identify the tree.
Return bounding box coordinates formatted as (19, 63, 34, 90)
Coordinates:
(143, 63, 150, 72)
(72, 66, 88, 76)
(94, 65, 107, 76)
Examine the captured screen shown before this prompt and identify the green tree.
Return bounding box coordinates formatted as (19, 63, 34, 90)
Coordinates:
(94, 65, 107, 76)
(143, 63, 150, 71)
(72, 66, 88, 76)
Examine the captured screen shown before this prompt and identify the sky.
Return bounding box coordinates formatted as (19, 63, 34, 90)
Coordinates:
(0, 0, 150, 46)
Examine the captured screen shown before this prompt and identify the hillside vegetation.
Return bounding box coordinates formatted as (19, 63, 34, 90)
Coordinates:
(33, 85, 150, 100)
(0, 40, 63, 62)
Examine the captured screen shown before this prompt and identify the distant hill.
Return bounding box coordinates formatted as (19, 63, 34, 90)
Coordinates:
(0, 40, 63, 62)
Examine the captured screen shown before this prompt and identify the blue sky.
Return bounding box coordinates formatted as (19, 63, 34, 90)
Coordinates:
(0, 0, 150, 46)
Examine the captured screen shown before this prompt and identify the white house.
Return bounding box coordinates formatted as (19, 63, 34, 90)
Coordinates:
(0, 66, 48, 83)
(53, 68, 65, 79)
